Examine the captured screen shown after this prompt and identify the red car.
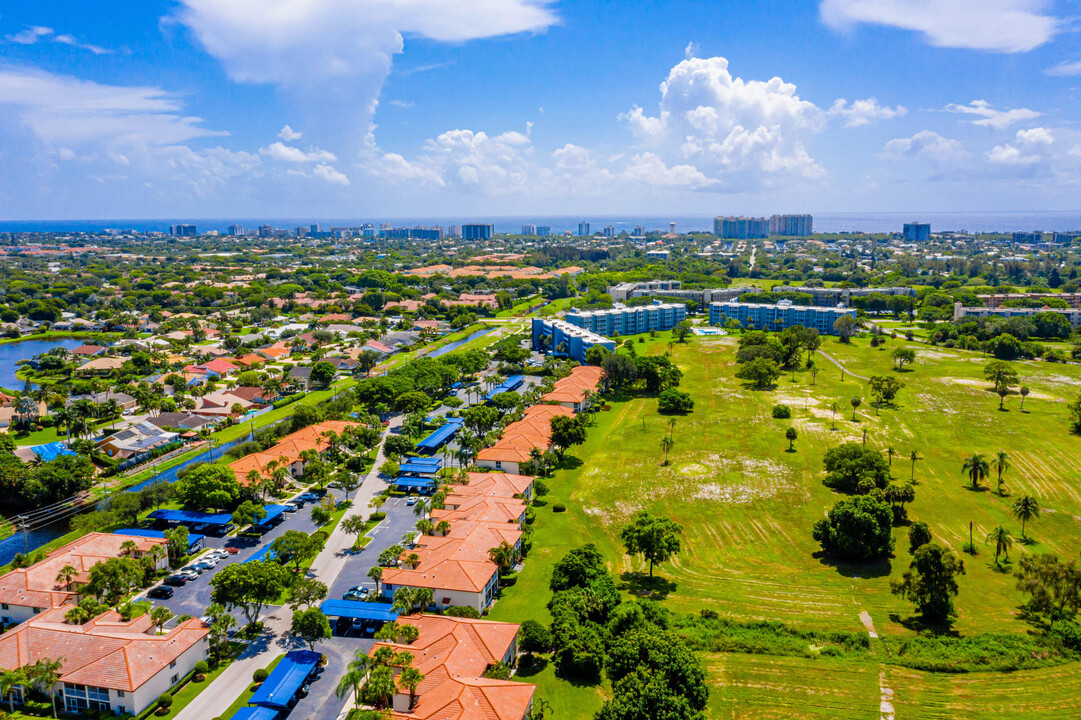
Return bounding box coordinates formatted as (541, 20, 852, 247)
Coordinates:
(224, 546, 240, 554)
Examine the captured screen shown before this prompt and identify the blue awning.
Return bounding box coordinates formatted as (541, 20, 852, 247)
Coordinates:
(486, 374, 524, 400)
(404, 455, 442, 466)
(256, 504, 289, 525)
(416, 418, 464, 451)
(228, 707, 279, 720)
(113, 528, 204, 549)
(249, 650, 322, 709)
(320, 599, 398, 622)
(243, 545, 278, 564)
(394, 478, 437, 489)
(148, 509, 234, 526)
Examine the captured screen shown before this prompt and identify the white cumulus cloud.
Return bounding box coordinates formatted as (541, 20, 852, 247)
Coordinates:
(829, 97, 906, 127)
(987, 126, 1054, 166)
(1046, 59, 1081, 77)
(945, 99, 1041, 129)
(313, 163, 350, 186)
(278, 125, 303, 141)
(259, 141, 337, 163)
(820, 0, 1058, 53)
(883, 130, 969, 166)
(619, 56, 826, 191)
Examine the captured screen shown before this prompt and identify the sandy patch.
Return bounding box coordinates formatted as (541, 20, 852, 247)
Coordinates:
(770, 393, 821, 408)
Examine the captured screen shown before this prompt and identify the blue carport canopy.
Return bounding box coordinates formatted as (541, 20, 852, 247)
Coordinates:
(486, 374, 524, 400)
(148, 509, 233, 526)
(416, 418, 463, 451)
(228, 707, 279, 720)
(244, 545, 278, 564)
(249, 650, 322, 709)
(399, 462, 441, 475)
(394, 478, 436, 490)
(320, 599, 399, 623)
(256, 504, 289, 525)
(113, 528, 204, 550)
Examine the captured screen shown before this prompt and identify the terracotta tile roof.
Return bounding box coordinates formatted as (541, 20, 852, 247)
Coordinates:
(0, 609, 208, 692)
(476, 405, 574, 464)
(540, 365, 604, 405)
(371, 615, 533, 720)
(228, 420, 356, 483)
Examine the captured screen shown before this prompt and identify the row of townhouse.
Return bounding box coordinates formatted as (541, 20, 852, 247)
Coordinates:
(368, 614, 535, 720)
(382, 472, 533, 613)
(709, 300, 857, 335)
(227, 420, 357, 484)
(0, 533, 210, 716)
(953, 301, 1081, 328)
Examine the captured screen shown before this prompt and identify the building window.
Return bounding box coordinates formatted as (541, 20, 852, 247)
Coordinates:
(117, 691, 125, 697)
(1, 603, 7, 610)
(171, 674, 179, 684)
(170, 660, 176, 669)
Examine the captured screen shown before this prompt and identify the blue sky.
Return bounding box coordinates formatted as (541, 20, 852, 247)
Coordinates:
(2, 0, 1080, 220)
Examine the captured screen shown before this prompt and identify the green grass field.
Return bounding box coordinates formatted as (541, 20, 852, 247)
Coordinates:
(491, 330, 1081, 717)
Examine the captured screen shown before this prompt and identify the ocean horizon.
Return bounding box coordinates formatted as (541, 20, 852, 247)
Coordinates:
(2, 211, 1081, 236)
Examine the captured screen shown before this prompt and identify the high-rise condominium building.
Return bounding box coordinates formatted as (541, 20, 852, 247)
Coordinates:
(714, 216, 769, 239)
(521, 224, 537, 235)
(769, 214, 813, 236)
(462, 224, 494, 241)
(603, 225, 614, 238)
(902, 223, 931, 242)
(536, 226, 551, 236)
(578, 222, 591, 236)
(170, 224, 196, 237)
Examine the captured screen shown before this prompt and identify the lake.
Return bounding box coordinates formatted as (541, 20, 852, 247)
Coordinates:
(0, 338, 87, 391)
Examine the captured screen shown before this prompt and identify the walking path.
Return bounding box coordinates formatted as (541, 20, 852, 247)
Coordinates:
(817, 349, 870, 381)
(175, 417, 402, 720)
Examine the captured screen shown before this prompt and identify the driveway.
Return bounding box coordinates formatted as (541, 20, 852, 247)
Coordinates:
(139, 488, 345, 620)
(326, 497, 418, 602)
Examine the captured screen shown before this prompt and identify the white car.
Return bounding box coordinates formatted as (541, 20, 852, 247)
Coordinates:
(206, 549, 229, 560)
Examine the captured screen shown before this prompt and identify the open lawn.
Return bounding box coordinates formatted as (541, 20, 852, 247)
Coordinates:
(491, 330, 1081, 717)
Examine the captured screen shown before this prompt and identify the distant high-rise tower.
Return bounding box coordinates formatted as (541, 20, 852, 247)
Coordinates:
(462, 224, 494, 241)
(714, 216, 768, 239)
(226, 224, 245, 236)
(902, 223, 931, 242)
(170, 224, 196, 237)
(521, 224, 537, 235)
(769, 214, 813, 236)
(669, 222, 676, 235)
(578, 222, 591, 236)
(603, 225, 614, 238)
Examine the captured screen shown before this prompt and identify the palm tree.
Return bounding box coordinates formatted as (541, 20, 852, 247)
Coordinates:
(994, 450, 1010, 496)
(961, 453, 989, 490)
(413, 587, 434, 611)
(150, 606, 173, 634)
(660, 436, 674, 466)
(666, 417, 676, 441)
(909, 451, 921, 482)
(28, 658, 63, 719)
(850, 397, 861, 421)
(53, 407, 74, 448)
(434, 520, 451, 536)
(335, 653, 371, 706)
(985, 526, 1013, 566)
(488, 541, 520, 575)
(64, 606, 89, 625)
(786, 427, 798, 451)
(0, 667, 26, 713)
(1019, 386, 1030, 411)
(886, 446, 896, 467)
(1012, 495, 1040, 540)
(55, 564, 78, 591)
(368, 566, 384, 595)
(399, 667, 425, 710)
(120, 540, 139, 558)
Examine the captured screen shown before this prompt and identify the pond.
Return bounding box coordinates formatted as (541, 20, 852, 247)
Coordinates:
(0, 337, 87, 390)
(426, 328, 494, 358)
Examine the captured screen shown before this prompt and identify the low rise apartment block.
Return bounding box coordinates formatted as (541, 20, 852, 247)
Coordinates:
(710, 300, 856, 335)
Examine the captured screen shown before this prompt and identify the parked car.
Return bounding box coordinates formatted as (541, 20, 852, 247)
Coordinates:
(182, 565, 203, 575)
(148, 586, 174, 599)
(193, 561, 215, 572)
(178, 570, 199, 581)
(163, 575, 187, 587)
(298, 492, 320, 502)
(282, 503, 298, 513)
(328, 481, 343, 490)
(405, 497, 417, 506)
(342, 590, 365, 601)
(346, 585, 369, 596)
(224, 546, 240, 554)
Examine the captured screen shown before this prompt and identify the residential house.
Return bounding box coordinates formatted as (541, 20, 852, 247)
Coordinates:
(75, 357, 125, 376)
(0, 609, 209, 716)
(287, 366, 313, 391)
(475, 405, 574, 474)
(95, 422, 178, 460)
(539, 365, 605, 412)
(68, 345, 106, 358)
(228, 421, 355, 484)
(368, 614, 533, 720)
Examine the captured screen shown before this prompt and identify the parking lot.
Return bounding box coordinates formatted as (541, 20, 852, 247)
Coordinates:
(139, 488, 345, 619)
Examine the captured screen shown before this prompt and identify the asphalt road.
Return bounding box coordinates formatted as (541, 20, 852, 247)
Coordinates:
(326, 496, 418, 604)
(139, 488, 345, 620)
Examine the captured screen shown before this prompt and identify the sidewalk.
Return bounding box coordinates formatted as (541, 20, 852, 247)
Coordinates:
(173, 417, 402, 720)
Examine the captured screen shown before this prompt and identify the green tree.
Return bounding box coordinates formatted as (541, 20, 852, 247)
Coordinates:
(961, 453, 990, 490)
(834, 315, 858, 342)
(994, 450, 1011, 496)
(812, 495, 894, 561)
(210, 561, 292, 628)
(270, 530, 321, 572)
(310, 361, 337, 388)
(785, 427, 797, 452)
(735, 357, 781, 389)
(335, 652, 371, 706)
(550, 415, 588, 461)
(908, 522, 932, 554)
(291, 607, 332, 651)
(891, 543, 965, 623)
(1012, 495, 1041, 539)
(659, 435, 674, 466)
(986, 526, 1013, 566)
(822, 443, 890, 494)
(232, 500, 268, 528)
(850, 396, 861, 420)
(174, 463, 241, 511)
(1015, 554, 1081, 620)
(619, 511, 682, 578)
(868, 376, 904, 414)
(674, 320, 693, 343)
(149, 606, 173, 634)
(891, 346, 916, 370)
(983, 360, 1019, 397)
(85, 557, 141, 604)
(287, 577, 328, 611)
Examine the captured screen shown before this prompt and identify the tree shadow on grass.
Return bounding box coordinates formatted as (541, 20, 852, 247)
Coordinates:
(963, 484, 991, 493)
(813, 551, 892, 579)
(619, 571, 677, 599)
(514, 656, 548, 679)
(556, 456, 583, 471)
(987, 560, 1014, 574)
(888, 613, 959, 637)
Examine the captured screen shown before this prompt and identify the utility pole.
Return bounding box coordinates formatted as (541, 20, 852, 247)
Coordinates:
(16, 515, 28, 554)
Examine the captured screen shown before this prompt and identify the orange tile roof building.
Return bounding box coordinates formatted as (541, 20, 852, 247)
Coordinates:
(0, 533, 169, 626)
(371, 614, 534, 720)
(0, 607, 209, 716)
(228, 420, 356, 484)
(475, 404, 574, 475)
(538, 365, 605, 412)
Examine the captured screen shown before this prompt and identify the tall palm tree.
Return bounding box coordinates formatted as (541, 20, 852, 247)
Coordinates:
(1012, 495, 1040, 540)
(0, 667, 27, 713)
(119, 540, 139, 558)
(28, 658, 63, 719)
(850, 397, 861, 421)
(413, 587, 434, 611)
(335, 653, 371, 706)
(909, 451, 921, 482)
(961, 454, 989, 490)
(994, 451, 1011, 496)
(660, 436, 674, 466)
(399, 667, 425, 710)
(53, 407, 74, 448)
(368, 566, 384, 595)
(886, 446, 896, 467)
(985, 526, 1013, 566)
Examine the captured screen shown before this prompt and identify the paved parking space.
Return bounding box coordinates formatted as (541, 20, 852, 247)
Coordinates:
(139, 489, 344, 619)
(288, 635, 373, 720)
(326, 497, 418, 603)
